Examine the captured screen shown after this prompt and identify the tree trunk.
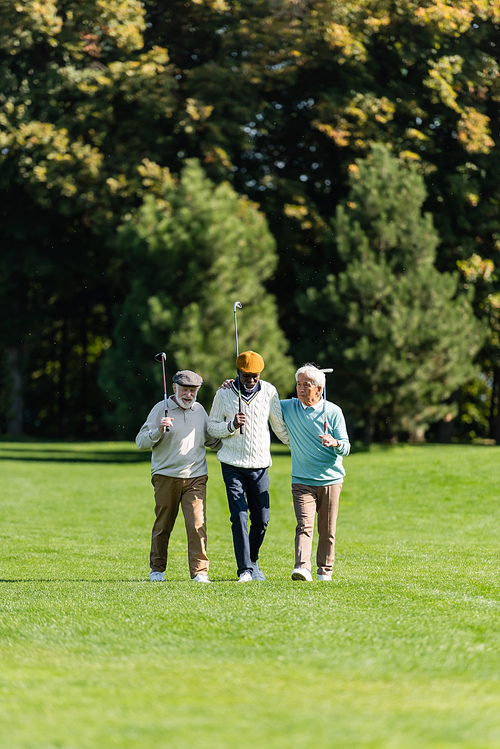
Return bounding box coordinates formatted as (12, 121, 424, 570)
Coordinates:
(58, 318, 69, 433)
(438, 413, 455, 443)
(409, 425, 426, 442)
(80, 303, 88, 435)
(489, 366, 500, 443)
(5, 346, 24, 435)
(438, 390, 459, 443)
(363, 410, 374, 445)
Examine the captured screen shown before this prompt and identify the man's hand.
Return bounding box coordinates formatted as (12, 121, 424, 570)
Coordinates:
(319, 433, 339, 448)
(233, 412, 246, 429)
(160, 417, 174, 433)
(220, 379, 234, 390)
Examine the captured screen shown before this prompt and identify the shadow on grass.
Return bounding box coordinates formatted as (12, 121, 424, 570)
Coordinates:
(4, 438, 492, 466)
(0, 578, 144, 583)
(0, 578, 238, 583)
(0, 444, 150, 464)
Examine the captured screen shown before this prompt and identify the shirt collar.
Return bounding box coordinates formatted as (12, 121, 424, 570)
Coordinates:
(300, 398, 323, 412)
(168, 395, 195, 411)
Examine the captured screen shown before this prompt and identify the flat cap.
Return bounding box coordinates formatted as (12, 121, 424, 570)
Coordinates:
(236, 351, 265, 373)
(172, 370, 203, 387)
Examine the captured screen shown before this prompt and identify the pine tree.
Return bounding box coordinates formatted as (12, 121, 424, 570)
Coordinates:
(299, 146, 484, 442)
(99, 159, 295, 436)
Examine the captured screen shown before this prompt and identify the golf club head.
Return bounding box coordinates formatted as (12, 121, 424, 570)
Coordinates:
(154, 352, 166, 362)
(233, 301, 242, 312)
(320, 368, 333, 373)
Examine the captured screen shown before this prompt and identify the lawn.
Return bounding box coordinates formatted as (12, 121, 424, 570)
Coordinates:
(1, 440, 499, 748)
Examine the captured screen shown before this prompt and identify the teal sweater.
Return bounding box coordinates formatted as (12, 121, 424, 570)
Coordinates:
(280, 398, 350, 486)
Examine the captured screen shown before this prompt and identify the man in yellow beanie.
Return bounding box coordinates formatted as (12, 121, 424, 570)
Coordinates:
(207, 351, 289, 582)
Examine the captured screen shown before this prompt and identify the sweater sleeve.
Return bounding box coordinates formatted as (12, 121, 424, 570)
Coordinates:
(204, 430, 222, 451)
(207, 390, 236, 440)
(332, 408, 350, 457)
(135, 402, 166, 451)
(268, 389, 290, 446)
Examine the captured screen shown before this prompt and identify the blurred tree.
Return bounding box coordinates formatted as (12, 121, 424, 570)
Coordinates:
(0, 0, 179, 436)
(456, 252, 500, 441)
(298, 146, 484, 442)
(0, 191, 114, 436)
(99, 159, 295, 437)
(143, 0, 500, 438)
(2, 0, 500, 439)
(149, 1, 500, 275)
(454, 373, 492, 442)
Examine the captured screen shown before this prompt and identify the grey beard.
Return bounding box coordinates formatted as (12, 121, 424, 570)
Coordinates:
(174, 391, 197, 410)
(178, 398, 195, 410)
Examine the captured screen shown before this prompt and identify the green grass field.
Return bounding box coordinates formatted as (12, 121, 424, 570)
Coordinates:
(1, 441, 499, 748)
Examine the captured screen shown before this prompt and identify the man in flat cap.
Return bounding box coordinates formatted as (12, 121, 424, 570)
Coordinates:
(136, 369, 221, 583)
(207, 351, 289, 582)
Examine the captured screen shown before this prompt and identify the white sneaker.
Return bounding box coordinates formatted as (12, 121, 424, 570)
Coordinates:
(149, 570, 165, 582)
(251, 561, 266, 581)
(238, 571, 253, 582)
(291, 568, 313, 582)
(192, 574, 211, 583)
(317, 574, 332, 581)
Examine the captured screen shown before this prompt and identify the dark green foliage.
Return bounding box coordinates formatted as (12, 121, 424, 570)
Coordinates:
(0, 188, 115, 437)
(2, 0, 500, 439)
(299, 147, 484, 441)
(99, 160, 295, 436)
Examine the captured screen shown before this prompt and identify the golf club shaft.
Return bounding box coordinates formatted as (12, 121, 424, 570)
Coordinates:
(162, 358, 170, 432)
(323, 381, 328, 434)
(161, 357, 168, 420)
(234, 310, 240, 359)
(155, 352, 170, 432)
(233, 302, 244, 435)
(320, 368, 333, 435)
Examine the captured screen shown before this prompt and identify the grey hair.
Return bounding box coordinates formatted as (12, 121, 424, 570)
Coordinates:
(295, 364, 325, 389)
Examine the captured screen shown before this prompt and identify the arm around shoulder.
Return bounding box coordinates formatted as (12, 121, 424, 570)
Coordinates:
(207, 389, 237, 440)
(268, 387, 290, 446)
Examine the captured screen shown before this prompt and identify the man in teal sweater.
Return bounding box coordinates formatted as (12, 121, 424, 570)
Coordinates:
(280, 364, 350, 582)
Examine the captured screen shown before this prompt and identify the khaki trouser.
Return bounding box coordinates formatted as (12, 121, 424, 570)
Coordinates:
(292, 482, 343, 576)
(150, 474, 209, 578)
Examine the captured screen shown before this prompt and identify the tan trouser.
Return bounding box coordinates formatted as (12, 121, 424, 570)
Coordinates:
(292, 482, 342, 576)
(150, 474, 209, 578)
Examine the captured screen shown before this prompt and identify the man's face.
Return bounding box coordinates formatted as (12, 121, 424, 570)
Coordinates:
(238, 370, 261, 390)
(173, 384, 198, 408)
(296, 373, 322, 406)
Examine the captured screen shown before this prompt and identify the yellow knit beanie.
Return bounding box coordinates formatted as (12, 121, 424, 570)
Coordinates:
(236, 351, 265, 373)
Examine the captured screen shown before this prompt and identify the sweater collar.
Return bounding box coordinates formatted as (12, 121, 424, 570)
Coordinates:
(233, 376, 262, 403)
(299, 397, 323, 412)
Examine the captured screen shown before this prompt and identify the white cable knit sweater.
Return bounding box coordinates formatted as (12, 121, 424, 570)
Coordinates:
(207, 380, 290, 468)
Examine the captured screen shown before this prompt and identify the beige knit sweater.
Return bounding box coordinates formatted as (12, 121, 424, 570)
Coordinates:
(136, 396, 221, 478)
(207, 380, 289, 469)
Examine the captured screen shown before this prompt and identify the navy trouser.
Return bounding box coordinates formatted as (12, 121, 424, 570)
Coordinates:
(221, 463, 270, 576)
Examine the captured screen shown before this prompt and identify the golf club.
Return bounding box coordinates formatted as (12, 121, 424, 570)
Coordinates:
(233, 301, 244, 435)
(154, 352, 170, 432)
(320, 368, 333, 434)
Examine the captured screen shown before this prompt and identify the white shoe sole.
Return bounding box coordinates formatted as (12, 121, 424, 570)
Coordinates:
(291, 570, 311, 581)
